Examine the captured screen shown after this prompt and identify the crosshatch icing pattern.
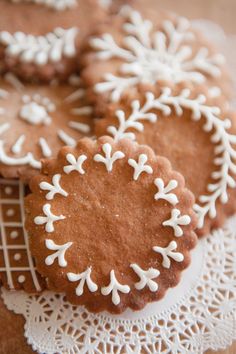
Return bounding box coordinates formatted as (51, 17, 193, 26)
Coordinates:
(0, 178, 43, 292)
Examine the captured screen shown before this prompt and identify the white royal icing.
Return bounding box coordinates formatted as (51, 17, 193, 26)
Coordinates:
(107, 95, 157, 142)
(67, 267, 98, 296)
(130, 264, 159, 292)
(34, 203, 65, 232)
(45, 239, 72, 267)
(0, 27, 78, 65)
(0, 140, 41, 169)
(11, 0, 78, 11)
(11, 134, 25, 154)
(19, 94, 55, 126)
(0, 180, 42, 291)
(163, 208, 191, 237)
(94, 143, 125, 172)
(128, 154, 153, 180)
(101, 270, 130, 305)
(0, 74, 93, 170)
(63, 153, 87, 174)
(153, 241, 184, 269)
(20, 101, 51, 125)
(90, 7, 224, 102)
(38, 137, 52, 158)
(106, 88, 236, 229)
(154, 178, 179, 206)
(39, 174, 68, 200)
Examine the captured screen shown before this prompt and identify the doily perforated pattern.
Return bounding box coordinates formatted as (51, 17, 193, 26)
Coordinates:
(2, 216, 236, 354)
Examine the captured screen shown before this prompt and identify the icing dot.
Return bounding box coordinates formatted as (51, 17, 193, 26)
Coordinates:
(18, 275, 26, 283)
(4, 186, 13, 195)
(6, 208, 15, 217)
(10, 230, 19, 239)
(14, 253, 21, 261)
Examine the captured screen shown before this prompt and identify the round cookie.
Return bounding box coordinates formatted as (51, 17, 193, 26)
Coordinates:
(94, 87, 236, 236)
(25, 136, 197, 313)
(81, 5, 230, 115)
(0, 73, 94, 181)
(0, 0, 107, 82)
(0, 177, 45, 293)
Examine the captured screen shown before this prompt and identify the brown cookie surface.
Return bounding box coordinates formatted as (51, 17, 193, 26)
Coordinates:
(81, 5, 230, 115)
(94, 88, 236, 236)
(0, 178, 45, 293)
(0, 73, 94, 181)
(25, 136, 197, 313)
(0, 0, 107, 81)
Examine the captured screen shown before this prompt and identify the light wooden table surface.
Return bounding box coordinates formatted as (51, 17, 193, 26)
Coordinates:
(0, 1, 235, 354)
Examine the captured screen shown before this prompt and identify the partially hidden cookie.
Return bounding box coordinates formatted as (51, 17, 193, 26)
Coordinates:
(25, 136, 197, 313)
(0, 73, 94, 181)
(0, 177, 45, 293)
(0, 0, 107, 81)
(94, 87, 236, 236)
(81, 5, 230, 115)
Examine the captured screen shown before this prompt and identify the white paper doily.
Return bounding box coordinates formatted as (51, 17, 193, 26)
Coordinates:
(1, 19, 236, 354)
(2, 216, 236, 354)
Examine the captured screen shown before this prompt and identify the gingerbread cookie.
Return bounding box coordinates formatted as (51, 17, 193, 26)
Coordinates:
(0, 73, 94, 181)
(94, 87, 236, 236)
(81, 5, 229, 115)
(0, 0, 107, 81)
(0, 178, 45, 293)
(25, 136, 197, 313)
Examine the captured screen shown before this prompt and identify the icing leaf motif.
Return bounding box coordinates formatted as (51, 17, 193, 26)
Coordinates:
(106, 88, 236, 229)
(39, 174, 68, 200)
(163, 209, 191, 237)
(34, 203, 65, 233)
(130, 264, 159, 292)
(91, 8, 224, 102)
(153, 241, 184, 269)
(94, 143, 125, 172)
(101, 270, 130, 305)
(107, 93, 158, 142)
(67, 267, 98, 296)
(63, 153, 87, 174)
(128, 154, 153, 180)
(45, 239, 72, 267)
(154, 178, 179, 205)
(0, 27, 78, 65)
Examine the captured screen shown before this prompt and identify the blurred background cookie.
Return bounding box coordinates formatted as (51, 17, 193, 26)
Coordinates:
(81, 4, 231, 115)
(0, 0, 108, 82)
(0, 73, 94, 181)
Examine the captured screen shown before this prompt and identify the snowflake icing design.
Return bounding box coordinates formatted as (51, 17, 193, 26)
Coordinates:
(90, 8, 225, 102)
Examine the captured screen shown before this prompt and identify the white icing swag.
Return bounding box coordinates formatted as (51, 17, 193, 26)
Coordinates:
(34, 142, 190, 305)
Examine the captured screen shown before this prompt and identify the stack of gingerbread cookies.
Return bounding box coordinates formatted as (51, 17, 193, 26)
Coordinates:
(0, 0, 235, 317)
